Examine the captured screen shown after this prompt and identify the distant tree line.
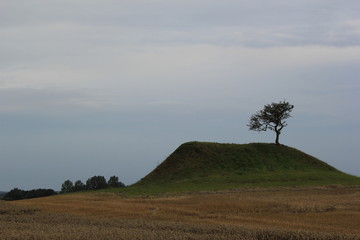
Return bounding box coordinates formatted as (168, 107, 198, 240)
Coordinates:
(2, 188, 57, 201)
(61, 175, 125, 193)
(1, 175, 125, 200)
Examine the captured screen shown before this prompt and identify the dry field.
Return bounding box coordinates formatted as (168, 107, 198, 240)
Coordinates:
(1, 186, 359, 239)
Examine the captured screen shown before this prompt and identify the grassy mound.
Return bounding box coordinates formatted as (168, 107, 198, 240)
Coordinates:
(124, 142, 360, 194)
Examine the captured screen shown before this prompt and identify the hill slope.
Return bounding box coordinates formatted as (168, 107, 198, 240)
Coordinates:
(129, 142, 360, 194)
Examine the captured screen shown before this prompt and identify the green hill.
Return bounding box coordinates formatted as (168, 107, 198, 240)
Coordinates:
(125, 142, 360, 194)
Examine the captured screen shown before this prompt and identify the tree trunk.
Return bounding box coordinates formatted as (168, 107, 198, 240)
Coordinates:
(275, 131, 280, 145)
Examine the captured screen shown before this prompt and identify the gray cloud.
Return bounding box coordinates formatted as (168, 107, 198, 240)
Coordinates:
(1, 0, 360, 50)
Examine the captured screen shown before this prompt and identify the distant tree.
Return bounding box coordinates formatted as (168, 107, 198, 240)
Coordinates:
(108, 176, 125, 188)
(3, 188, 25, 201)
(0, 191, 7, 199)
(248, 100, 294, 145)
(59, 175, 125, 194)
(25, 189, 57, 199)
(86, 176, 108, 190)
(73, 180, 86, 192)
(61, 180, 74, 193)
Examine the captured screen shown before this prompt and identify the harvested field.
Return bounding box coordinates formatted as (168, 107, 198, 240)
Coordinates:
(1, 186, 360, 239)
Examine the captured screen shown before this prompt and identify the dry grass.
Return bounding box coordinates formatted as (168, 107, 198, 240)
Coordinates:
(1, 186, 360, 239)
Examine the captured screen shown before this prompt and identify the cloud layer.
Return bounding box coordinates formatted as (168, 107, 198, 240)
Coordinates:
(1, 0, 359, 190)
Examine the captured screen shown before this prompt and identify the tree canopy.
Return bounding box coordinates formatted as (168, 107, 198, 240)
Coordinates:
(108, 176, 125, 188)
(60, 175, 125, 193)
(61, 180, 74, 193)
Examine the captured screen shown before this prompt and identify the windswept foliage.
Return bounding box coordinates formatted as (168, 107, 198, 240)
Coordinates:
(248, 100, 294, 144)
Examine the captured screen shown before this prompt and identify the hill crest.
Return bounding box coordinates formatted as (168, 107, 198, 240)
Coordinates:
(131, 142, 360, 193)
(140, 142, 336, 181)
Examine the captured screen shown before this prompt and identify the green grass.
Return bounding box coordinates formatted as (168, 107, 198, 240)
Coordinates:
(112, 142, 360, 195)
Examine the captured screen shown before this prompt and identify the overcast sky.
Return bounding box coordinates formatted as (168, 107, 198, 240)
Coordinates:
(1, 0, 359, 191)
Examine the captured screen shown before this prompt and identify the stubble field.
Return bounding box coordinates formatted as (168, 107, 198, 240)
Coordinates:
(1, 186, 359, 239)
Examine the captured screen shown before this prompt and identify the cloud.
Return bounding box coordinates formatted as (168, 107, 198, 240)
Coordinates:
(344, 19, 360, 36)
(2, 1, 359, 92)
(1, 0, 360, 53)
(1, 45, 360, 112)
(1, 0, 360, 190)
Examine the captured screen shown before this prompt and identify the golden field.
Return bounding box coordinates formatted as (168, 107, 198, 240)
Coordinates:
(1, 186, 359, 239)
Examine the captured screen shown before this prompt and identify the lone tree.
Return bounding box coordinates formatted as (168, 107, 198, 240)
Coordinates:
(248, 100, 294, 145)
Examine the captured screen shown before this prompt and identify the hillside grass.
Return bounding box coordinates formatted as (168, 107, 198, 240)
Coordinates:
(119, 171, 359, 196)
(115, 142, 360, 195)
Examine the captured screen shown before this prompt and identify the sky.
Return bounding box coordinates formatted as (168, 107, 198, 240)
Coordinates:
(1, 0, 359, 191)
